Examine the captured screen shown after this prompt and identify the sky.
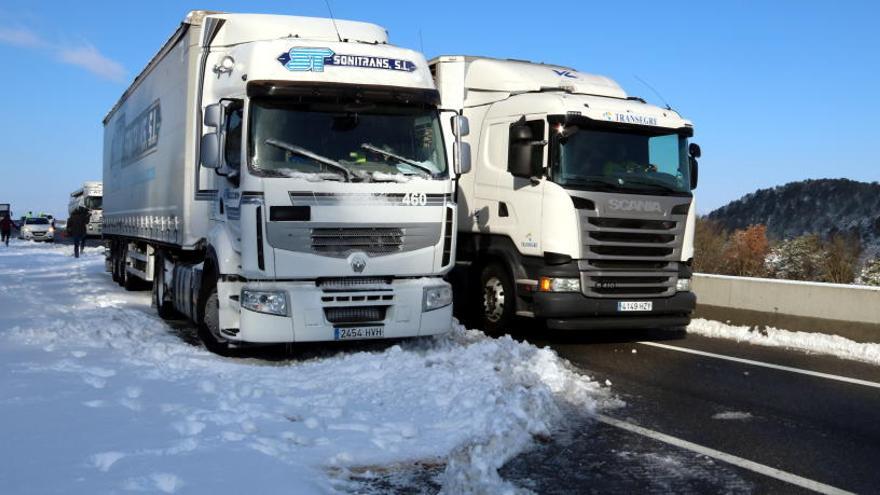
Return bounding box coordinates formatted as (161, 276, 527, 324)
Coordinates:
(0, 0, 878, 217)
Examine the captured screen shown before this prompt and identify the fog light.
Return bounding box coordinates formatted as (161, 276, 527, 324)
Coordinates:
(676, 278, 691, 292)
(423, 285, 452, 312)
(241, 289, 288, 316)
(539, 277, 581, 292)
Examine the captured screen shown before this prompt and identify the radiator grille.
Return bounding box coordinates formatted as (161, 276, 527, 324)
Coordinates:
(311, 228, 404, 257)
(581, 212, 685, 298)
(324, 306, 387, 324)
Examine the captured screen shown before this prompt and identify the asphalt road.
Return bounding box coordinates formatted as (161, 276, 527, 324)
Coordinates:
(499, 329, 880, 494)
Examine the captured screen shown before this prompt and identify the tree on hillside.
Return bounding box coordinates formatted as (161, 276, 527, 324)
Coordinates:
(693, 217, 729, 274)
(765, 234, 824, 281)
(722, 224, 769, 277)
(856, 258, 880, 286)
(821, 234, 862, 284)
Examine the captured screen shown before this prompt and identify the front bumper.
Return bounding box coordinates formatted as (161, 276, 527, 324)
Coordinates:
(534, 291, 696, 330)
(518, 256, 695, 330)
(220, 277, 453, 343)
(87, 223, 102, 237)
(19, 230, 54, 241)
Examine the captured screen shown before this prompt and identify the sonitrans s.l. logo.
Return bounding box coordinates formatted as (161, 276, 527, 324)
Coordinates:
(607, 199, 663, 213)
(277, 47, 416, 73)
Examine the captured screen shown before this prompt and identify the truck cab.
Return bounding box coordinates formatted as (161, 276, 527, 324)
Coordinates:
(431, 56, 699, 332)
(69, 181, 103, 237)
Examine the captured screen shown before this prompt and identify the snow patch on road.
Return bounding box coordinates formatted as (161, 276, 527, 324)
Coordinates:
(712, 411, 753, 421)
(688, 318, 880, 366)
(0, 241, 611, 493)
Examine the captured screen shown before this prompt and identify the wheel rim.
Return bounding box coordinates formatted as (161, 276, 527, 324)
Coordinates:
(483, 276, 506, 323)
(203, 292, 226, 343)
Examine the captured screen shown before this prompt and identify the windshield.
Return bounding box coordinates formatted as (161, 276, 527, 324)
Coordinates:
(553, 125, 691, 195)
(26, 218, 49, 225)
(249, 100, 447, 180)
(84, 196, 102, 210)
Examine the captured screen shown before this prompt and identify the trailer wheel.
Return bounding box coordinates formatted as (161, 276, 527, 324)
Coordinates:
(110, 241, 121, 283)
(479, 262, 516, 336)
(152, 250, 176, 319)
(198, 280, 235, 356)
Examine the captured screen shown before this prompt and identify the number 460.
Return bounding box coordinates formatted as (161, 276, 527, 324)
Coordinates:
(401, 192, 427, 206)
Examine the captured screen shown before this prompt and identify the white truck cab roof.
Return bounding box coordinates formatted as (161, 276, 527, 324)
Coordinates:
(431, 55, 692, 131)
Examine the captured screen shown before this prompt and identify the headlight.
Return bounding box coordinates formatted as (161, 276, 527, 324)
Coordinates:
(47, 227, 54, 233)
(539, 277, 581, 292)
(423, 285, 453, 312)
(676, 278, 691, 292)
(241, 289, 288, 316)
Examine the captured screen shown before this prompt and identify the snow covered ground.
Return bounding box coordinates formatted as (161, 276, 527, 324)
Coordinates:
(0, 241, 611, 494)
(688, 318, 880, 366)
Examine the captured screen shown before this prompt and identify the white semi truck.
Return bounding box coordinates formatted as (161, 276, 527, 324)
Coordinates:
(103, 12, 468, 353)
(431, 56, 700, 332)
(69, 181, 103, 237)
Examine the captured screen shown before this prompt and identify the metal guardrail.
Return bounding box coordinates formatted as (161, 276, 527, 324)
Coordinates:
(692, 274, 880, 342)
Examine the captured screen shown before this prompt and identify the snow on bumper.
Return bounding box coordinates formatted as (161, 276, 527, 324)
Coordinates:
(225, 278, 453, 343)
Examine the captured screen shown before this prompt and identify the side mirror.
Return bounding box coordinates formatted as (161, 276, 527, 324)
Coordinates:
(200, 132, 221, 169)
(452, 115, 471, 175)
(508, 124, 535, 178)
(204, 103, 223, 128)
(453, 115, 470, 137)
(689, 142, 701, 159)
(455, 142, 472, 175)
(690, 157, 699, 189)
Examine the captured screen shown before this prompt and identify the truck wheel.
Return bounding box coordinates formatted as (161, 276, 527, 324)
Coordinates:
(198, 283, 234, 356)
(110, 242, 121, 283)
(479, 262, 515, 335)
(152, 250, 176, 319)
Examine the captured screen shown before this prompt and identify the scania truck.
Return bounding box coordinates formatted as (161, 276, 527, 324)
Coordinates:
(103, 12, 468, 353)
(69, 181, 103, 237)
(431, 56, 700, 332)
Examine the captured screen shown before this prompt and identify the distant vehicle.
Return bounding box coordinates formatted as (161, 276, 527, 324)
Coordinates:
(69, 182, 103, 237)
(0, 203, 10, 218)
(18, 217, 55, 242)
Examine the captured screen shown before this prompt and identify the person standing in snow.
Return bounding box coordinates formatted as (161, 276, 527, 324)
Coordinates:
(0, 214, 14, 246)
(66, 207, 89, 258)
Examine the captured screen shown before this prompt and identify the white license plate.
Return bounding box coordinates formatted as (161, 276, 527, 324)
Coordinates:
(617, 301, 653, 312)
(334, 326, 384, 341)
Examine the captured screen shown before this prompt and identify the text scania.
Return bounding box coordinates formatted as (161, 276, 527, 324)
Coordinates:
(607, 199, 663, 213)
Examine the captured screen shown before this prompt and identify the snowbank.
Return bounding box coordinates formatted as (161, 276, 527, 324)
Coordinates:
(688, 318, 880, 366)
(0, 241, 610, 493)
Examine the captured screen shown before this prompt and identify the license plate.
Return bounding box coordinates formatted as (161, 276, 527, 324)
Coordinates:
(334, 326, 384, 341)
(617, 301, 652, 312)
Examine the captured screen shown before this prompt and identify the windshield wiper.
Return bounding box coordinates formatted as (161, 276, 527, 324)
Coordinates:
(620, 177, 682, 193)
(265, 139, 352, 182)
(360, 143, 434, 177)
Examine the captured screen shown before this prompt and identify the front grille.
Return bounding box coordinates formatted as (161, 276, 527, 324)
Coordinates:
(319, 278, 391, 291)
(588, 217, 676, 230)
(581, 214, 683, 298)
(311, 228, 404, 256)
(324, 306, 387, 324)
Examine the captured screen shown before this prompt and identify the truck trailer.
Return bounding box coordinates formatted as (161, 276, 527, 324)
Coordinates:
(103, 12, 468, 353)
(431, 56, 700, 333)
(69, 181, 103, 237)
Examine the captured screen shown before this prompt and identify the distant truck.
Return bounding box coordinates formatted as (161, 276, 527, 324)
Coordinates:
(69, 181, 103, 237)
(432, 56, 700, 333)
(102, 12, 467, 353)
(0, 203, 9, 219)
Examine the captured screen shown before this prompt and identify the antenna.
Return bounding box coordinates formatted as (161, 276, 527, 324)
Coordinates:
(634, 74, 672, 110)
(323, 0, 343, 42)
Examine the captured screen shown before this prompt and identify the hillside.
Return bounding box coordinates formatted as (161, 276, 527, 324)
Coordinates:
(707, 179, 880, 252)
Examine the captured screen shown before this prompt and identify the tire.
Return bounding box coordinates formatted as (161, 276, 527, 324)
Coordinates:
(152, 249, 176, 319)
(198, 281, 235, 356)
(478, 262, 516, 336)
